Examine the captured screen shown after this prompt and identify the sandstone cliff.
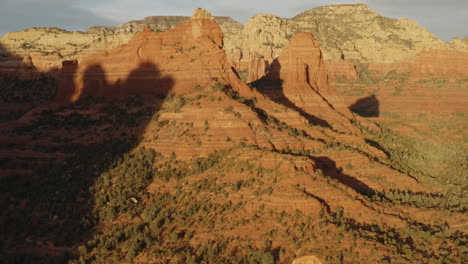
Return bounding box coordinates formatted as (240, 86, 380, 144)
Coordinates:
(228, 3, 458, 72)
(449, 36, 468, 51)
(292, 4, 449, 62)
(0, 16, 241, 73)
(0, 27, 133, 72)
(411, 49, 468, 77)
(2, 4, 467, 80)
(58, 8, 252, 102)
(261, 32, 357, 134)
(57, 11, 365, 153)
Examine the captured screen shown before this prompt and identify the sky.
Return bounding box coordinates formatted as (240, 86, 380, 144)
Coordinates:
(0, 0, 467, 41)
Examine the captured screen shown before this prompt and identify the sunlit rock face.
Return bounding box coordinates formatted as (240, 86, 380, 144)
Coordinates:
(57, 9, 253, 103)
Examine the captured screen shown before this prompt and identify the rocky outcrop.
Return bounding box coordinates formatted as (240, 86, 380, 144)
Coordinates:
(449, 36, 468, 51)
(267, 32, 356, 132)
(0, 27, 133, 72)
(3, 4, 468, 81)
(0, 15, 241, 74)
(0, 50, 36, 77)
(58, 9, 252, 102)
(87, 14, 244, 71)
(292, 4, 449, 62)
(325, 60, 359, 80)
(411, 49, 468, 77)
(246, 53, 267, 83)
(2, 4, 468, 86)
(226, 4, 458, 72)
(218, 4, 468, 83)
(367, 62, 412, 78)
(292, 256, 323, 264)
(86, 15, 242, 36)
(227, 14, 297, 69)
(366, 49, 468, 78)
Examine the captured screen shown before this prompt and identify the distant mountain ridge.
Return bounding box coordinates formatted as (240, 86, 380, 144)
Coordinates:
(1, 4, 467, 82)
(86, 15, 242, 35)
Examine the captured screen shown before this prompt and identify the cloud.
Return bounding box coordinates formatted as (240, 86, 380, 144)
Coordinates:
(365, 0, 468, 40)
(0, 0, 114, 36)
(89, 0, 211, 24)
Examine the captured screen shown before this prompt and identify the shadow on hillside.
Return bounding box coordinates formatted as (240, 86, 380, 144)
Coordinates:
(252, 60, 332, 129)
(349, 95, 379, 117)
(312, 156, 376, 197)
(0, 44, 58, 122)
(364, 138, 390, 158)
(295, 186, 331, 214)
(0, 43, 23, 65)
(0, 53, 173, 263)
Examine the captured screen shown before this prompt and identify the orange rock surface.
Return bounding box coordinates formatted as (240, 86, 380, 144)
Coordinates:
(246, 53, 267, 83)
(365, 49, 468, 79)
(267, 32, 355, 131)
(411, 49, 468, 77)
(57, 8, 253, 103)
(367, 62, 412, 78)
(325, 60, 359, 80)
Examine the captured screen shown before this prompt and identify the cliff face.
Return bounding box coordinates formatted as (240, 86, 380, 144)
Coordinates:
(227, 4, 456, 71)
(449, 36, 468, 51)
(58, 14, 363, 151)
(411, 49, 468, 76)
(58, 9, 252, 103)
(292, 4, 449, 62)
(227, 14, 298, 69)
(0, 27, 134, 72)
(86, 15, 242, 35)
(0, 16, 242, 74)
(264, 32, 356, 133)
(2, 4, 466, 80)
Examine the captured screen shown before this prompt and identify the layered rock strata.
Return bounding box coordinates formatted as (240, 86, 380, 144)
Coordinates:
(57, 9, 252, 102)
(2, 4, 467, 81)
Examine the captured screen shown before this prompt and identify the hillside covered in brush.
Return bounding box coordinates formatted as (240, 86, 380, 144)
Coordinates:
(0, 7, 466, 264)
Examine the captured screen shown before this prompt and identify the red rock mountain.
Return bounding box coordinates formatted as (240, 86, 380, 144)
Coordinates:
(1, 7, 466, 264)
(266, 32, 357, 133)
(57, 8, 253, 103)
(57, 9, 358, 136)
(246, 53, 267, 83)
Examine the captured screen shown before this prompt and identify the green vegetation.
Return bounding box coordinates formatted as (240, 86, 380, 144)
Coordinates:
(0, 74, 57, 103)
(337, 66, 410, 97)
(1, 74, 466, 264)
(357, 120, 468, 214)
(237, 69, 249, 83)
(0, 74, 57, 120)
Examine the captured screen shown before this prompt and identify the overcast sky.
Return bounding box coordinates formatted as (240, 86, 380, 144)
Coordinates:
(0, 0, 466, 41)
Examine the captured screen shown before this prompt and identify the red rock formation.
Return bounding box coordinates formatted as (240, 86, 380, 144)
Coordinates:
(325, 60, 359, 80)
(267, 32, 355, 131)
(0, 51, 37, 78)
(247, 53, 267, 83)
(366, 50, 468, 78)
(367, 62, 411, 78)
(337, 49, 468, 118)
(57, 8, 253, 103)
(411, 49, 468, 77)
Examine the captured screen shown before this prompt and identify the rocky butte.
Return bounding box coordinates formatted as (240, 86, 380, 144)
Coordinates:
(58, 8, 252, 102)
